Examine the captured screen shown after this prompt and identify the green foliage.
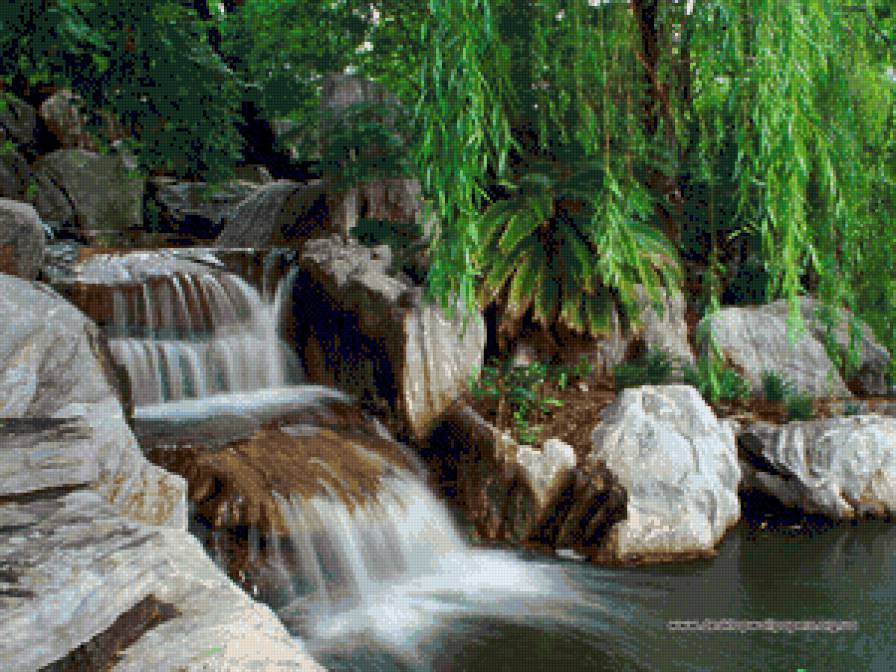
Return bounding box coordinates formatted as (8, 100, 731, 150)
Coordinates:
(0, 1, 245, 180)
(760, 369, 816, 420)
(683, 355, 751, 405)
(478, 152, 680, 338)
(761, 370, 796, 403)
(843, 400, 862, 417)
(785, 392, 816, 421)
(614, 349, 677, 390)
(471, 355, 592, 444)
(417, 0, 896, 364)
(352, 217, 428, 281)
(320, 101, 415, 189)
(219, 0, 370, 121)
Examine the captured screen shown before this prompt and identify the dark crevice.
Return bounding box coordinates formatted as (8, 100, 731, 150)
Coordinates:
(0, 484, 90, 507)
(38, 594, 180, 672)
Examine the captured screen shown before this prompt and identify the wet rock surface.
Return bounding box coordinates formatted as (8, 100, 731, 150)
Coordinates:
(147, 178, 260, 239)
(0, 272, 322, 670)
(147, 411, 412, 537)
(215, 179, 329, 248)
(739, 415, 896, 519)
(144, 397, 418, 604)
(0, 274, 178, 525)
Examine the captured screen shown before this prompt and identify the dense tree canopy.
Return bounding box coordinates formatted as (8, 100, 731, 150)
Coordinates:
(0, 0, 894, 364)
(417, 0, 896, 363)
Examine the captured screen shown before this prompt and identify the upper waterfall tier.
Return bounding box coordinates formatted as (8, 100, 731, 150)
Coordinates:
(55, 250, 301, 406)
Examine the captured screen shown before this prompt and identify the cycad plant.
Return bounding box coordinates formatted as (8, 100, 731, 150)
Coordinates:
(477, 148, 681, 341)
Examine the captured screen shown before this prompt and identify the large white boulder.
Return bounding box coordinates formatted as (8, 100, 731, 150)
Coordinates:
(298, 235, 485, 440)
(588, 385, 741, 560)
(0, 273, 183, 527)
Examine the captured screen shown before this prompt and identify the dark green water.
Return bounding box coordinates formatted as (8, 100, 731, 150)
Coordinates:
(313, 519, 896, 672)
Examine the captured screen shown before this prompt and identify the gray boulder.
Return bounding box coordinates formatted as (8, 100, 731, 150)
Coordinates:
(215, 179, 329, 248)
(38, 89, 127, 151)
(588, 385, 741, 560)
(329, 177, 432, 239)
(631, 285, 695, 367)
(510, 285, 693, 376)
(31, 149, 144, 236)
(428, 405, 606, 544)
(739, 416, 896, 518)
(0, 458, 321, 671)
(702, 301, 850, 398)
(297, 235, 485, 440)
(0, 276, 323, 670)
(0, 94, 38, 155)
(38, 89, 95, 150)
(233, 163, 274, 184)
(784, 297, 890, 396)
(0, 198, 44, 280)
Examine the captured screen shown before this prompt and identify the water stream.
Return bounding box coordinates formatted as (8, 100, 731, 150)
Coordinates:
(77, 251, 894, 672)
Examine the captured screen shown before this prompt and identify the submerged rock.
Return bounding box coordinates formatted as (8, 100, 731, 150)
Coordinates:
(739, 416, 896, 519)
(0, 198, 44, 280)
(296, 235, 485, 440)
(587, 385, 741, 561)
(149, 417, 413, 537)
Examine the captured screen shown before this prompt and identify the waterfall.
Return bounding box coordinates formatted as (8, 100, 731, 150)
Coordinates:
(260, 444, 578, 660)
(73, 251, 301, 406)
(76, 249, 586, 667)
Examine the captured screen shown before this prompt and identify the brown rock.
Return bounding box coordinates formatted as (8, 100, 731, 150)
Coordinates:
(425, 403, 627, 550)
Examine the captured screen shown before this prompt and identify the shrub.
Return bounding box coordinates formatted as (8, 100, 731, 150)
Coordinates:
(761, 370, 795, 403)
(785, 392, 815, 421)
(470, 356, 591, 444)
(683, 355, 750, 405)
(614, 349, 676, 390)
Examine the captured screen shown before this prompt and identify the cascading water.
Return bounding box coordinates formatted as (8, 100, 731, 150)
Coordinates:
(73, 250, 301, 405)
(64, 249, 602, 669)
